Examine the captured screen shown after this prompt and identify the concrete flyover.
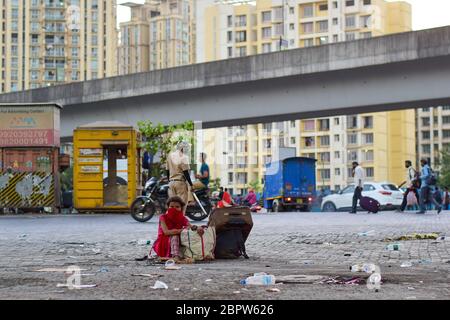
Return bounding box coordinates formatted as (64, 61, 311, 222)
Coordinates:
(1, 26, 450, 138)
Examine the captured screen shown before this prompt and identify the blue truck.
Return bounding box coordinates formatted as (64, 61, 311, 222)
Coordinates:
(263, 157, 317, 212)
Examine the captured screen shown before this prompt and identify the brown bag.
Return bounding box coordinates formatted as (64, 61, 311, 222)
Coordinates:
(208, 207, 253, 242)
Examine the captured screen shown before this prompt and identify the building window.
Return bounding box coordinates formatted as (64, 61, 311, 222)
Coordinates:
(349, 151, 358, 161)
(363, 0, 372, 5)
(333, 18, 338, 25)
(363, 116, 373, 128)
(304, 120, 315, 131)
(345, 15, 356, 28)
(235, 15, 247, 27)
(335, 168, 341, 175)
(347, 116, 358, 129)
(361, 32, 372, 39)
(319, 119, 330, 131)
(274, 23, 283, 36)
(302, 22, 314, 34)
(421, 117, 430, 126)
(262, 43, 271, 53)
(333, 1, 338, 9)
(363, 133, 373, 144)
(319, 36, 328, 45)
(318, 20, 328, 32)
(237, 46, 247, 57)
(346, 32, 356, 41)
(262, 11, 271, 23)
(319, 4, 328, 11)
(304, 38, 314, 47)
(290, 121, 296, 128)
(422, 131, 431, 140)
(363, 150, 374, 161)
(443, 130, 450, 139)
(289, 7, 294, 14)
(236, 31, 247, 43)
(422, 144, 431, 154)
(320, 135, 330, 146)
(346, 0, 355, 6)
(348, 133, 358, 144)
(443, 116, 450, 124)
(361, 16, 371, 28)
(227, 15, 233, 28)
(227, 47, 233, 58)
(365, 167, 374, 178)
(227, 31, 233, 43)
(228, 173, 233, 183)
(334, 134, 340, 142)
(320, 152, 331, 163)
(335, 151, 340, 159)
(290, 137, 296, 145)
(302, 5, 313, 18)
(262, 27, 271, 39)
(304, 137, 315, 147)
(319, 169, 331, 180)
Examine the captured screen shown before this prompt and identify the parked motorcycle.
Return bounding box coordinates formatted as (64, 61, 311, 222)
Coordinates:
(130, 177, 213, 222)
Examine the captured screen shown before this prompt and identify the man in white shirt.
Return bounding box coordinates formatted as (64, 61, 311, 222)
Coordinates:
(166, 141, 193, 213)
(350, 161, 365, 214)
(397, 160, 420, 212)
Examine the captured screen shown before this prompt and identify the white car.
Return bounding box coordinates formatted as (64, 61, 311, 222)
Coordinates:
(321, 182, 404, 212)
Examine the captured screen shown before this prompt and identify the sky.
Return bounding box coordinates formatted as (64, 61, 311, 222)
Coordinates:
(117, 0, 450, 31)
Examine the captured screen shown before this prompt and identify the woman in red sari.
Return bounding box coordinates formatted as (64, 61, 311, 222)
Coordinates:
(151, 196, 204, 261)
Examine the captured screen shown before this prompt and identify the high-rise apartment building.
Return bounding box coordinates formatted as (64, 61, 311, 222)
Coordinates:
(118, 0, 195, 74)
(202, 0, 415, 195)
(417, 106, 450, 172)
(0, 0, 118, 93)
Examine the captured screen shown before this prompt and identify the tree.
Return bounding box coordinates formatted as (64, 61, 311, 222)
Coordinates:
(209, 178, 221, 193)
(248, 180, 263, 193)
(439, 148, 450, 187)
(137, 120, 194, 176)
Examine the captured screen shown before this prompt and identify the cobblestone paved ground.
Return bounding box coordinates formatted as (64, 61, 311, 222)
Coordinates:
(1, 210, 449, 300)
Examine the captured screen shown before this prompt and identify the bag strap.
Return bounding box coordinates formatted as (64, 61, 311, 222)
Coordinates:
(186, 228, 195, 258)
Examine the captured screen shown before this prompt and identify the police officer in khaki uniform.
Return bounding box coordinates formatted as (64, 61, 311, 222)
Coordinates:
(166, 141, 193, 213)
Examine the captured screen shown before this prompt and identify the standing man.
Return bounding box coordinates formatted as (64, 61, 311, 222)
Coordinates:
(166, 141, 193, 213)
(397, 160, 420, 212)
(349, 161, 365, 214)
(194, 152, 210, 190)
(417, 158, 442, 214)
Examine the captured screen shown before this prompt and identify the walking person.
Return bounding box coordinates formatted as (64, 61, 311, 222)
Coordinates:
(434, 186, 443, 210)
(166, 141, 194, 213)
(417, 158, 442, 214)
(349, 162, 365, 214)
(444, 187, 450, 211)
(397, 160, 420, 212)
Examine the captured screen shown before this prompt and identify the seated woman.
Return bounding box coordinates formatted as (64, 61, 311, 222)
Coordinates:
(151, 196, 204, 262)
(217, 188, 233, 208)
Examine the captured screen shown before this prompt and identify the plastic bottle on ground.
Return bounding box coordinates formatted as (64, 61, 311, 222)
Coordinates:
(240, 273, 276, 285)
(385, 243, 401, 251)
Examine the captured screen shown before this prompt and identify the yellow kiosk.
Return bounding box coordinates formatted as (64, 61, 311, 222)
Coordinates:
(73, 121, 141, 212)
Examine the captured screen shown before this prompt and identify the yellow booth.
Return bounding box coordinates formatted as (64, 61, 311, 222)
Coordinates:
(73, 121, 141, 212)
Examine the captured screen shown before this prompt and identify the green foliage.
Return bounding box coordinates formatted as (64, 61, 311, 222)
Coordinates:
(439, 148, 450, 187)
(137, 120, 194, 175)
(209, 178, 221, 192)
(248, 180, 263, 193)
(61, 167, 73, 191)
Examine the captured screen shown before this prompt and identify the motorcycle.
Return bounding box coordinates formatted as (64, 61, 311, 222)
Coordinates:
(130, 177, 213, 223)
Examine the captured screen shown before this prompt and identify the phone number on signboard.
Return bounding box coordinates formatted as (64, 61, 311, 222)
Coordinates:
(0, 138, 49, 145)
